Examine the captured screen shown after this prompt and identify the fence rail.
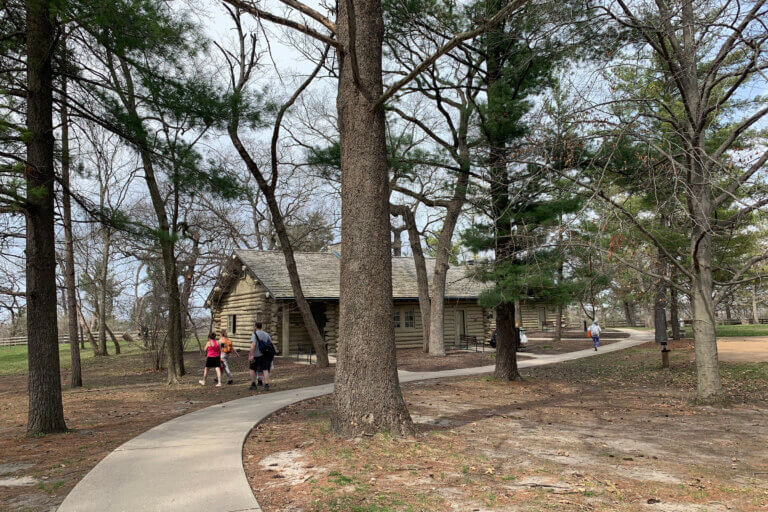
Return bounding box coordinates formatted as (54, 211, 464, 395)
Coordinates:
(0, 333, 127, 348)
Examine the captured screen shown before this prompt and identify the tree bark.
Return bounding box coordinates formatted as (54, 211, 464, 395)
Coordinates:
(427, 155, 470, 356)
(391, 226, 404, 256)
(554, 261, 564, 341)
(77, 303, 98, 354)
(690, 161, 723, 401)
(105, 323, 120, 354)
(622, 300, 635, 327)
(25, 0, 67, 434)
(669, 285, 681, 340)
(392, 205, 431, 352)
(752, 284, 760, 324)
(331, 0, 413, 436)
(654, 252, 668, 343)
(97, 228, 110, 356)
(60, 44, 82, 387)
(494, 302, 520, 381)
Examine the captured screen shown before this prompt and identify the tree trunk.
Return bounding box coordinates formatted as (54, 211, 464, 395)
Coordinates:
(112, 57, 184, 381)
(427, 163, 470, 357)
(494, 302, 521, 381)
(25, 0, 67, 434)
(752, 285, 760, 324)
(265, 192, 330, 366)
(391, 226, 403, 256)
(486, 1, 518, 381)
(97, 229, 110, 356)
(60, 48, 82, 387)
(77, 304, 98, 354)
(623, 300, 635, 327)
(392, 205, 430, 352)
(670, 285, 681, 340)
(653, 245, 669, 343)
(690, 173, 723, 401)
(691, 269, 722, 401)
(228, 134, 330, 368)
(331, 0, 413, 436)
(105, 324, 120, 354)
(554, 261, 564, 341)
(137, 147, 185, 381)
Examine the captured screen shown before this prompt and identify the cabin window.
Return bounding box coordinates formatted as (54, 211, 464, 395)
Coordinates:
(227, 314, 237, 334)
(394, 311, 401, 329)
(404, 309, 415, 328)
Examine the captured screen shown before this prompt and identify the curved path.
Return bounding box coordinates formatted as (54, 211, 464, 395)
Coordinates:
(58, 330, 651, 512)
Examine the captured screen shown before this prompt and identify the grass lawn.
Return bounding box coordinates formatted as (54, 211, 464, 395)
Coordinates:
(0, 343, 143, 376)
(244, 340, 768, 512)
(627, 324, 768, 337)
(715, 323, 768, 337)
(0, 338, 208, 377)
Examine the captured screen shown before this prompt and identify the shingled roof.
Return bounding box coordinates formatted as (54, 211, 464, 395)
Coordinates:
(232, 249, 488, 300)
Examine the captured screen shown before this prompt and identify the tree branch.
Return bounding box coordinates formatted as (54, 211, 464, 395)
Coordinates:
(372, 0, 528, 111)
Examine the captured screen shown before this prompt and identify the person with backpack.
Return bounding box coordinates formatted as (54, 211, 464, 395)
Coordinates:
(219, 329, 239, 385)
(249, 322, 276, 391)
(199, 332, 223, 387)
(589, 320, 602, 351)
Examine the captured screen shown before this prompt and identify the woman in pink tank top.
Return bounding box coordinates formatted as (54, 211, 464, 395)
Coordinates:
(199, 332, 222, 387)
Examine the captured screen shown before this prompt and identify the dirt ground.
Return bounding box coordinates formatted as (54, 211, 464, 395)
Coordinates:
(0, 348, 336, 511)
(244, 340, 768, 512)
(523, 335, 619, 355)
(717, 337, 768, 362)
(0, 343, 541, 511)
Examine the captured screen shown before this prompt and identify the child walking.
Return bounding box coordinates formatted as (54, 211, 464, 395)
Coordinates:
(590, 320, 601, 351)
(200, 332, 223, 387)
(219, 329, 238, 385)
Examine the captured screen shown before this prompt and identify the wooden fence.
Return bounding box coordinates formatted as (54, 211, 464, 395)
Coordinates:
(0, 333, 127, 348)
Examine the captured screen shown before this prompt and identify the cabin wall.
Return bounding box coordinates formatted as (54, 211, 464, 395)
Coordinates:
(392, 300, 488, 350)
(211, 273, 278, 349)
(213, 287, 494, 353)
(519, 301, 576, 331)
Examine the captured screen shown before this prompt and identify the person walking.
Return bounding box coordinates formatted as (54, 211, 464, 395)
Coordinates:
(200, 332, 223, 386)
(219, 329, 238, 385)
(249, 322, 276, 391)
(589, 320, 602, 351)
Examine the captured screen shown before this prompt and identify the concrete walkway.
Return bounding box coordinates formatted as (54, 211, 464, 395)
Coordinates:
(58, 329, 651, 512)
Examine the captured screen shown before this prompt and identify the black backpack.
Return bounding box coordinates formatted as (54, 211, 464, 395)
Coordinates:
(257, 333, 276, 357)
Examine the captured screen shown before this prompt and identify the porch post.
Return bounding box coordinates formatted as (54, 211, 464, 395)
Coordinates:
(282, 303, 291, 355)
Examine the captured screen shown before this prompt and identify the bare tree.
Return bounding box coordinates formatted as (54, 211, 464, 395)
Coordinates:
(580, 0, 768, 401)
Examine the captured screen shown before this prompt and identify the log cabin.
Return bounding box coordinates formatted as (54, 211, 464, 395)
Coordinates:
(205, 249, 569, 353)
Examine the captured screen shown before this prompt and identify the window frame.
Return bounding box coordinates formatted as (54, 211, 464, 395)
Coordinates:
(227, 314, 237, 334)
(404, 309, 415, 329)
(393, 310, 401, 329)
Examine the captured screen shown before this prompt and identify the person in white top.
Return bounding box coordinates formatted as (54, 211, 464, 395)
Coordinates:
(590, 320, 602, 351)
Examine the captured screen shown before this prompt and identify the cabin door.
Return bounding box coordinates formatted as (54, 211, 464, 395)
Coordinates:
(310, 303, 327, 343)
(456, 309, 467, 344)
(538, 306, 547, 330)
